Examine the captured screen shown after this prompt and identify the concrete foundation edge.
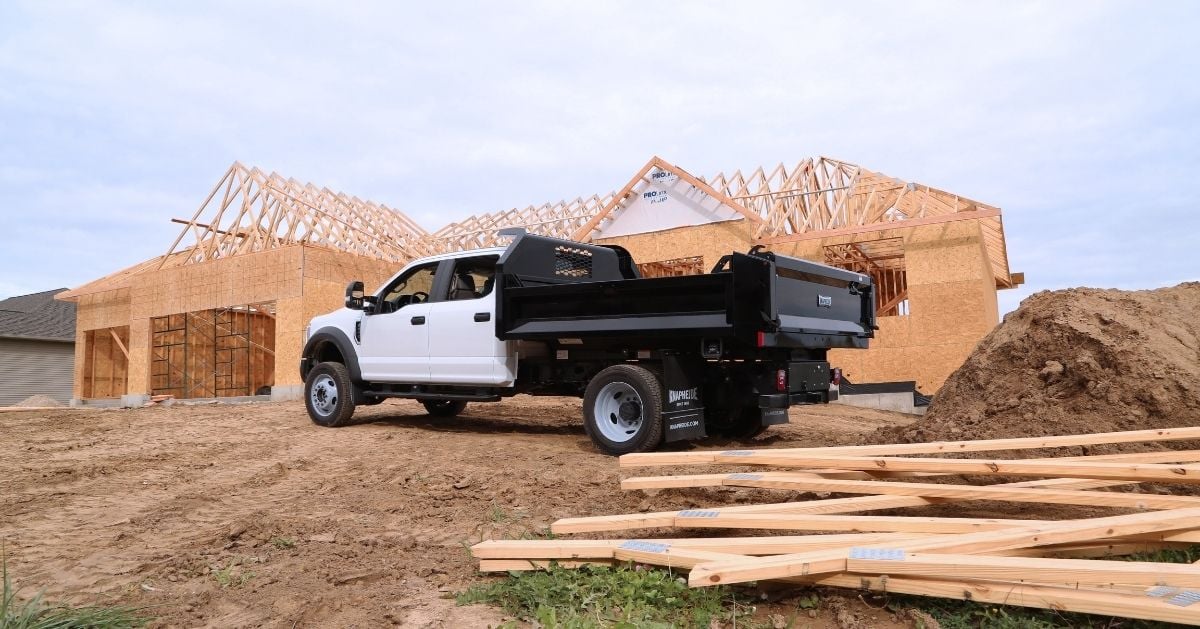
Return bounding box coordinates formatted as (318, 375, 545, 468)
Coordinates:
(835, 392, 927, 415)
(271, 385, 304, 402)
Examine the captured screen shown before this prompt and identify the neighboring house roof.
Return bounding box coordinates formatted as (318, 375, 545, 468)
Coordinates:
(0, 288, 77, 342)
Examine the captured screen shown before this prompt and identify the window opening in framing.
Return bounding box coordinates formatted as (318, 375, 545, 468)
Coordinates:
(823, 238, 909, 317)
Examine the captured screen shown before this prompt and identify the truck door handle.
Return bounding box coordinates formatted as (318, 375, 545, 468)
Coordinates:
(410, 316, 426, 325)
(474, 312, 491, 322)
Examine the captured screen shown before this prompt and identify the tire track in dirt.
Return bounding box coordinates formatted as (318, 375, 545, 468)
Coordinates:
(0, 396, 916, 627)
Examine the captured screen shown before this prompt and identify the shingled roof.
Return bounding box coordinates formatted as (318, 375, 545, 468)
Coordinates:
(0, 289, 77, 342)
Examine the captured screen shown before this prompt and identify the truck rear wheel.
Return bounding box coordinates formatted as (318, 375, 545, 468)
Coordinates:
(423, 399, 467, 417)
(305, 362, 357, 427)
(583, 364, 664, 455)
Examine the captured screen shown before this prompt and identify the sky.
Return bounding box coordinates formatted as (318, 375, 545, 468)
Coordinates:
(0, 1, 1197, 314)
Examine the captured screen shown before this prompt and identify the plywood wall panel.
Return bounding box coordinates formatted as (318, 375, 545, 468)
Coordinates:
(76, 289, 131, 331)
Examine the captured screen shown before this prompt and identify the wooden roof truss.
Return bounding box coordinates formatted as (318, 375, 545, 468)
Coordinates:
(722, 157, 1012, 287)
(160, 162, 432, 269)
(436, 156, 1013, 288)
(430, 193, 616, 252)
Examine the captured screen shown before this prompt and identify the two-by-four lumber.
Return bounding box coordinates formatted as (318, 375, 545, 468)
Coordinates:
(471, 533, 931, 559)
(717, 476, 1200, 510)
(554, 478, 1122, 534)
(705, 454, 1200, 483)
(672, 512, 1046, 533)
(624, 448, 1200, 494)
(620, 450, 1200, 491)
(847, 552, 1200, 588)
(478, 559, 614, 572)
(618, 426, 1200, 467)
(618, 469, 909, 489)
(686, 506, 1200, 586)
(472, 536, 1182, 564)
(816, 572, 1200, 626)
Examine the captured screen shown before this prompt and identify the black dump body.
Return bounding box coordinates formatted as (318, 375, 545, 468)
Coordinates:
(494, 232, 875, 351)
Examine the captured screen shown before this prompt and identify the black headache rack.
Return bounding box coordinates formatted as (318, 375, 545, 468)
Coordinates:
(494, 231, 875, 349)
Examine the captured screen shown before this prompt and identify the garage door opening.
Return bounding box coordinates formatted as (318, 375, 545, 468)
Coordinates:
(151, 303, 276, 399)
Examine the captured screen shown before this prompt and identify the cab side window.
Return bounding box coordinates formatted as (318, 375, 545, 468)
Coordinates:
(447, 256, 498, 301)
(378, 263, 438, 313)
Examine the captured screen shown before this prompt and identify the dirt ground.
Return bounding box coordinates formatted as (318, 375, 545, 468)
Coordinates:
(0, 397, 923, 628)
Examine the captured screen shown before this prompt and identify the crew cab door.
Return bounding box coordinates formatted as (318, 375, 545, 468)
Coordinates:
(357, 261, 440, 383)
(426, 255, 515, 385)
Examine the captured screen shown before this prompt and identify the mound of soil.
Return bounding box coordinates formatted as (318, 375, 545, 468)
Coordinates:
(13, 394, 64, 407)
(877, 282, 1200, 445)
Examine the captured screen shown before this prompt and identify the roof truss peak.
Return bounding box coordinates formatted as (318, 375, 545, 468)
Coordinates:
(159, 162, 432, 269)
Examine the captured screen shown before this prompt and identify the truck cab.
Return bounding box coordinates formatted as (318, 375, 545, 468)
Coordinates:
(301, 231, 874, 455)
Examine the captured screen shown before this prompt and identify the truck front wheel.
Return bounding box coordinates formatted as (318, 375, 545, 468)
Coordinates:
(583, 365, 664, 455)
(305, 362, 358, 427)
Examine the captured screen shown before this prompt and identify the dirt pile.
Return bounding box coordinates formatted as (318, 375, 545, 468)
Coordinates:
(13, 394, 64, 407)
(880, 282, 1200, 444)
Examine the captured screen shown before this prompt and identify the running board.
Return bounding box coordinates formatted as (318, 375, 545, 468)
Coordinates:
(363, 390, 502, 402)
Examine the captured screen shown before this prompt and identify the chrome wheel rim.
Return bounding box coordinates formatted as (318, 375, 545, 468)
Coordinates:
(310, 374, 338, 417)
(594, 381, 643, 443)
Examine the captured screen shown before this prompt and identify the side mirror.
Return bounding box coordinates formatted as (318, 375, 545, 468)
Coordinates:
(345, 280, 365, 310)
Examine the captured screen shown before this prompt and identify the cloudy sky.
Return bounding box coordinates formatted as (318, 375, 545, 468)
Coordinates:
(1, 1, 1196, 313)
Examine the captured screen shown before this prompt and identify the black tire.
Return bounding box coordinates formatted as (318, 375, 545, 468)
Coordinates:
(304, 362, 357, 427)
(423, 399, 467, 417)
(583, 364, 665, 456)
(711, 406, 769, 440)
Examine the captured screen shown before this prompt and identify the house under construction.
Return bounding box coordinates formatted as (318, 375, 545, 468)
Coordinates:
(58, 156, 1020, 403)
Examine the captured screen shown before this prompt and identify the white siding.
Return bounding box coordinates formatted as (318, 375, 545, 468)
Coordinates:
(0, 338, 75, 405)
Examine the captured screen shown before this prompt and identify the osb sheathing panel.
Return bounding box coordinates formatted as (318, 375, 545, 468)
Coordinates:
(126, 317, 151, 395)
(595, 221, 755, 271)
(129, 246, 305, 321)
(908, 281, 997, 345)
(76, 288, 131, 331)
(274, 297, 305, 387)
(300, 245, 398, 290)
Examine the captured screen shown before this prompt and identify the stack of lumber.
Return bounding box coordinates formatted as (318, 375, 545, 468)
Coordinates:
(471, 427, 1200, 625)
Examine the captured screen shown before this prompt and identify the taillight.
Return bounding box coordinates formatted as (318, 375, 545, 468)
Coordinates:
(776, 369, 787, 392)
(756, 331, 765, 348)
(831, 368, 842, 386)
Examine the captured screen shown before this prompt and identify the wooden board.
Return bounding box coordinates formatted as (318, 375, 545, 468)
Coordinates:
(718, 476, 1200, 510)
(554, 477, 1123, 534)
(847, 552, 1200, 588)
(815, 573, 1200, 625)
(706, 454, 1200, 483)
(686, 507, 1200, 586)
(618, 426, 1200, 468)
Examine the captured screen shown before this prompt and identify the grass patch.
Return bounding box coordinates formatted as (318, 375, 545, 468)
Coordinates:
(2, 553, 147, 628)
(269, 536, 295, 550)
(210, 558, 254, 589)
(886, 596, 1179, 629)
(457, 563, 755, 628)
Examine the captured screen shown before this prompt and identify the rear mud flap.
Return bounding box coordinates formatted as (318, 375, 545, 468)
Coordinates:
(760, 407, 789, 426)
(662, 353, 707, 442)
(663, 408, 706, 442)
